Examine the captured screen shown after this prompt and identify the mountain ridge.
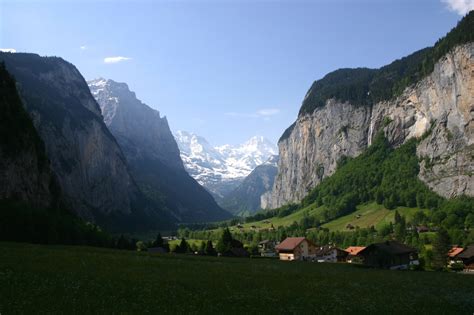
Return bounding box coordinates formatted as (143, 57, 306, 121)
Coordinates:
(89, 78, 232, 223)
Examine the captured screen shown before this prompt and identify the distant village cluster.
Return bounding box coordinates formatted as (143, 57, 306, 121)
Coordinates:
(265, 237, 474, 272)
(143, 233, 474, 273)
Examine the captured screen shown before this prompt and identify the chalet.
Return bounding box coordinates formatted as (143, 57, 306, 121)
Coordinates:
(357, 240, 418, 270)
(456, 245, 474, 272)
(275, 237, 317, 261)
(345, 246, 366, 263)
(258, 240, 277, 257)
(416, 226, 430, 233)
(314, 246, 348, 263)
(447, 246, 465, 265)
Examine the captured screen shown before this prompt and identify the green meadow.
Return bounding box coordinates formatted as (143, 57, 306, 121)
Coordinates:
(1, 242, 473, 314)
(231, 203, 422, 233)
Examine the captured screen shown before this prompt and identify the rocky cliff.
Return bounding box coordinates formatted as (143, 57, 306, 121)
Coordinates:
(264, 42, 473, 209)
(0, 62, 57, 208)
(89, 79, 231, 223)
(0, 53, 142, 224)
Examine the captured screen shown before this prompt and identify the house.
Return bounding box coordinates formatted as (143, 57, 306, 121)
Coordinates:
(416, 226, 429, 233)
(456, 245, 474, 272)
(258, 240, 277, 257)
(275, 237, 317, 261)
(314, 246, 348, 262)
(345, 246, 366, 263)
(447, 246, 465, 265)
(357, 240, 418, 270)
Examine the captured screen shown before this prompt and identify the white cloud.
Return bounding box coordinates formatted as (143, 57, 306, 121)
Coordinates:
(256, 108, 281, 116)
(80, 45, 87, 50)
(225, 108, 281, 119)
(103, 56, 131, 64)
(0, 48, 16, 53)
(442, 0, 474, 15)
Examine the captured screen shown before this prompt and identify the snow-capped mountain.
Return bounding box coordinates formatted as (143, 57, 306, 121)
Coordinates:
(174, 131, 277, 199)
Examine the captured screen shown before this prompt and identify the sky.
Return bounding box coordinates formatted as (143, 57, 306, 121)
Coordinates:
(0, 0, 471, 145)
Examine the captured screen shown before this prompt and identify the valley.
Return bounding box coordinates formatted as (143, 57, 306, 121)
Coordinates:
(0, 3, 473, 314)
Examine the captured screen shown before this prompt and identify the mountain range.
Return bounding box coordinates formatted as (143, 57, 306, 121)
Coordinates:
(174, 131, 277, 200)
(88, 78, 231, 223)
(0, 11, 472, 241)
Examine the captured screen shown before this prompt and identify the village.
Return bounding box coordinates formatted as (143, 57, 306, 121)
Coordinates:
(144, 232, 474, 273)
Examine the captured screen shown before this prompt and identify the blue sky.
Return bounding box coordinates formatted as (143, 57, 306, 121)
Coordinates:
(0, 0, 470, 145)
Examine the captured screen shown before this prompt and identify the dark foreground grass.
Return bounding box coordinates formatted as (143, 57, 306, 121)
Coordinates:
(0, 242, 473, 314)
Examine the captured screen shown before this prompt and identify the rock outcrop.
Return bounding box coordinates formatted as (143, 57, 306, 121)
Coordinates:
(264, 43, 474, 209)
(89, 79, 231, 223)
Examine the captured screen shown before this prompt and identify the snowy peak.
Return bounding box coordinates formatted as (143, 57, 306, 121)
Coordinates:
(174, 131, 278, 199)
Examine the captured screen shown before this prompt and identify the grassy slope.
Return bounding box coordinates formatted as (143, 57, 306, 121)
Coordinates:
(232, 203, 421, 233)
(1, 242, 473, 313)
(322, 203, 422, 231)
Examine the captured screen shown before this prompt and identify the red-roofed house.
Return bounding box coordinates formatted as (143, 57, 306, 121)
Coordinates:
(275, 237, 317, 261)
(447, 246, 465, 265)
(345, 246, 366, 263)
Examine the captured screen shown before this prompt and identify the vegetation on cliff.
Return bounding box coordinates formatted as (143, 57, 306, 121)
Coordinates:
(297, 11, 474, 117)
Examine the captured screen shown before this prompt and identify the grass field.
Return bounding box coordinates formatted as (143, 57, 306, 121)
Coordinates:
(322, 203, 422, 231)
(230, 203, 422, 233)
(1, 242, 473, 314)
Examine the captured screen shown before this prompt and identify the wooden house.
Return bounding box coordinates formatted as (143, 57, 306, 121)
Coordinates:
(345, 246, 366, 263)
(447, 246, 465, 265)
(314, 246, 348, 262)
(258, 240, 277, 257)
(456, 245, 474, 272)
(275, 237, 317, 261)
(357, 241, 418, 269)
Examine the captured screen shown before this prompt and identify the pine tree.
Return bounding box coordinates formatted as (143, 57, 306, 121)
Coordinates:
(432, 228, 450, 270)
(216, 228, 233, 255)
(205, 240, 216, 256)
(153, 232, 164, 248)
(176, 237, 189, 254)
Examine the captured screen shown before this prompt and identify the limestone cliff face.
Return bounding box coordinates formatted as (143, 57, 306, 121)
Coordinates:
(263, 43, 474, 209)
(0, 53, 138, 220)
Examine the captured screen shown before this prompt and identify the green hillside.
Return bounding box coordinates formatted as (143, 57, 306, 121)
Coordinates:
(1, 242, 474, 313)
(322, 203, 423, 231)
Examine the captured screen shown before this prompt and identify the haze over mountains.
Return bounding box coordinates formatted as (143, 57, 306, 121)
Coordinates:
(174, 131, 277, 200)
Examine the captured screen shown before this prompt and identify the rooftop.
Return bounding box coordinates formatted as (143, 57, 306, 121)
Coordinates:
(345, 246, 366, 256)
(448, 247, 465, 258)
(275, 237, 308, 251)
